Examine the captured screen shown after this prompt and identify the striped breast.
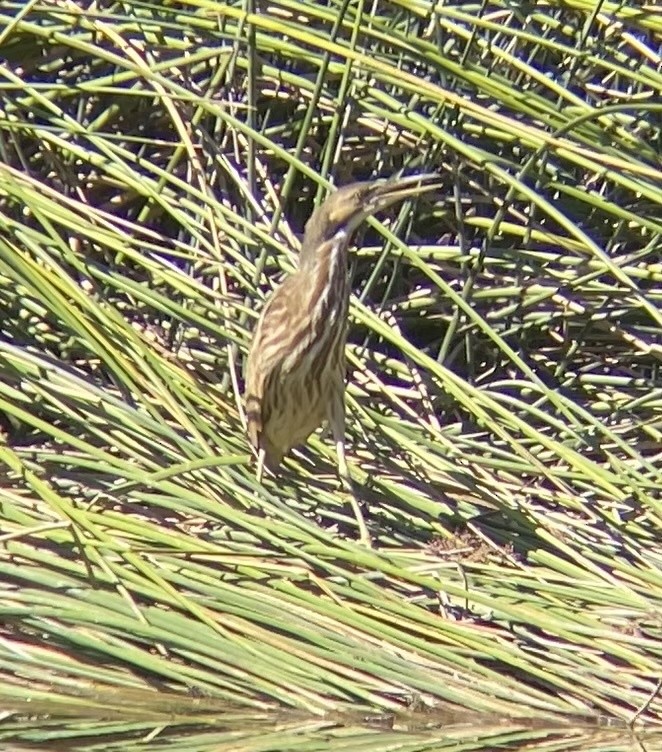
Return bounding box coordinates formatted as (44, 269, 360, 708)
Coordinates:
(244, 231, 350, 469)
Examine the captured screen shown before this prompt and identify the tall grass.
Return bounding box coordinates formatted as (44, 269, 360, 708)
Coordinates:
(0, 0, 660, 726)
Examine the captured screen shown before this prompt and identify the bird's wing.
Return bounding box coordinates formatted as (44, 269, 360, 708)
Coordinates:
(244, 275, 307, 447)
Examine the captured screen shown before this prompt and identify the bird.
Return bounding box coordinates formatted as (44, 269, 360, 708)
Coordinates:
(244, 173, 440, 545)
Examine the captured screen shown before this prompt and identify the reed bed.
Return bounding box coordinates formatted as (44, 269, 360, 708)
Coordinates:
(0, 0, 660, 728)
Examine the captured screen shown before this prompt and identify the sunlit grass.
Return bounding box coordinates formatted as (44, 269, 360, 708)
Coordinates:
(0, 0, 660, 727)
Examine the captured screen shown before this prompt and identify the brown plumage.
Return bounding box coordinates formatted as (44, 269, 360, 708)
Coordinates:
(244, 174, 440, 544)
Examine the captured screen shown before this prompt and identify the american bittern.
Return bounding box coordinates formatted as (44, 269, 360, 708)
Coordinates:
(245, 173, 440, 544)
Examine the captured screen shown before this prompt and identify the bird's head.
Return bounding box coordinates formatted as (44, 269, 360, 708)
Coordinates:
(299, 173, 441, 267)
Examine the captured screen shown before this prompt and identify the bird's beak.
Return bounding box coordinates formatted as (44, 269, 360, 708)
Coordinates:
(363, 173, 442, 214)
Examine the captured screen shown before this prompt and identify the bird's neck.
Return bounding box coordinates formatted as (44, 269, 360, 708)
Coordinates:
(298, 230, 351, 326)
(299, 228, 349, 274)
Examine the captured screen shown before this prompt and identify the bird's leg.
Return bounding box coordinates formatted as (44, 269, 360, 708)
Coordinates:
(329, 392, 372, 547)
(256, 447, 266, 484)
